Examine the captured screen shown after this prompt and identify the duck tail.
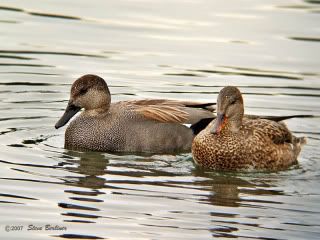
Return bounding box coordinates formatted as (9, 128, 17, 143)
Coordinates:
(297, 136, 307, 146)
(293, 136, 307, 158)
(190, 118, 214, 135)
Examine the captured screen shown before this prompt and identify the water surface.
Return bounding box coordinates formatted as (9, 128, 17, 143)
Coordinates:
(0, 0, 319, 239)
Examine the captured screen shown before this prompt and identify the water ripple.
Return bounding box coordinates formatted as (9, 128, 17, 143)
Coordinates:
(289, 36, 320, 42)
(0, 50, 105, 58)
(0, 1, 319, 239)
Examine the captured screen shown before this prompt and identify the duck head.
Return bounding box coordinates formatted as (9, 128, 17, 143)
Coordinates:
(55, 74, 111, 129)
(211, 86, 244, 134)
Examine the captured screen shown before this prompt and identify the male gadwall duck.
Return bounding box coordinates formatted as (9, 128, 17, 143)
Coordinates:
(192, 86, 306, 171)
(55, 74, 215, 154)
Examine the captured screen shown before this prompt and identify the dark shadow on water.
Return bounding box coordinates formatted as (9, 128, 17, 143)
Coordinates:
(0, 193, 38, 203)
(0, 20, 19, 24)
(0, 72, 60, 76)
(0, 6, 22, 12)
(289, 36, 320, 42)
(189, 69, 302, 80)
(277, 2, 320, 12)
(305, 0, 320, 4)
(0, 82, 52, 86)
(163, 64, 316, 80)
(0, 63, 53, 68)
(0, 54, 35, 60)
(0, 50, 106, 58)
(0, 5, 81, 21)
(29, 12, 81, 20)
(164, 73, 204, 77)
(53, 234, 104, 239)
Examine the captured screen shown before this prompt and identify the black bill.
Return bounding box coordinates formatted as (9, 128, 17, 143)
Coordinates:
(55, 102, 81, 129)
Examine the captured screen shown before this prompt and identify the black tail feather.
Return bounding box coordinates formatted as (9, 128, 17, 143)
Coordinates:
(257, 114, 314, 122)
(190, 118, 214, 135)
(186, 102, 216, 109)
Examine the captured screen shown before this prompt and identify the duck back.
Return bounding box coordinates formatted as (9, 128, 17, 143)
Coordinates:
(192, 118, 305, 171)
(65, 104, 194, 153)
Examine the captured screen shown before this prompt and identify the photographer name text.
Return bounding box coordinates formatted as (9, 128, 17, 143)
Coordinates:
(4, 224, 67, 232)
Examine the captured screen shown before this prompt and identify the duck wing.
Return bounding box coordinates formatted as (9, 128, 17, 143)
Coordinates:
(123, 99, 215, 111)
(247, 119, 293, 144)
(122, 99, 215, 124)
(245, 114, 312, 144)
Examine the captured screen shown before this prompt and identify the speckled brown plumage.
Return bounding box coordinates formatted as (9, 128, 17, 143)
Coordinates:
(192, 86, 306, 171)
(55, 74, 215, 154)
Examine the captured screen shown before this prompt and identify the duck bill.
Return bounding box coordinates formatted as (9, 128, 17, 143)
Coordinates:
(55, 101, 81, 129)
(211, 113, 227, 134)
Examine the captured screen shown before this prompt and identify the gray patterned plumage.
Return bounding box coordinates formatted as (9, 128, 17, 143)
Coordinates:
(192, 86, 306, 171)
(55, 74, 215, 154)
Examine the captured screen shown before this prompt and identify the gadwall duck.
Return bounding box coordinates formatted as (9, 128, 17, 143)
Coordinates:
(192, 86, 306, 171)
(55, 74, 215, 154)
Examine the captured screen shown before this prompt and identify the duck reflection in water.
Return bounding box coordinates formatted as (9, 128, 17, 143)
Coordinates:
(62, 151, 109, 190)
(192, 168, 285, 237)
(56, 151, 109, 224)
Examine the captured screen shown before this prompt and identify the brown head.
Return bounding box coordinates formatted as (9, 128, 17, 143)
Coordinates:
(211, 86, 244, 134)
(55, 74, 111, 129)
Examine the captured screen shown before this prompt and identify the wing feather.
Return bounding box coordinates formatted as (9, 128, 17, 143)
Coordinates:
(122, 99, 214, 124)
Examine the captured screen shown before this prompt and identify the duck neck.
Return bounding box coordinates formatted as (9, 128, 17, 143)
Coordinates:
(226, 107, 244, 133)
(84, 93, 111, 115)
(227, 117, 242, 132)
(95, 90, 111, 110)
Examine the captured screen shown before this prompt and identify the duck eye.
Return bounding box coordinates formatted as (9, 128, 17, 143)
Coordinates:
(230, 99, 236, 105)
(79, 88, 88, 95)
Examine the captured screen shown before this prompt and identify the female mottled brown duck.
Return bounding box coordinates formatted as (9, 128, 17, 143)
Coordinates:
(55, 74, 215, 154)
(192, 86, 306, 171)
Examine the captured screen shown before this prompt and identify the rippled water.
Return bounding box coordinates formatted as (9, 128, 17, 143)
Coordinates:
(0, 0, 320, 239)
